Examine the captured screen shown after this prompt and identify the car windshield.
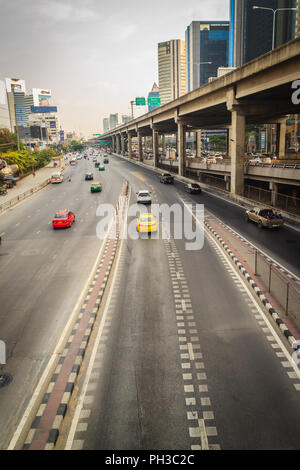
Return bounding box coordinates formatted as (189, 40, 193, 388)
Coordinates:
(139, 193, 150, 197)
(54, 213, 67, 219)
(140, 217, 152, 223)
(191, 184, 200, 188)
(52, 174, 60, 178)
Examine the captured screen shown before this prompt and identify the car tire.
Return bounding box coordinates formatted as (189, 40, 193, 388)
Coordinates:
(258, 221, 263, 229)
(245, 214, 250, 222)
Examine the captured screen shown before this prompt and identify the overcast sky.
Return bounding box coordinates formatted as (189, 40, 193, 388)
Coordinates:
(0, 0, 229, 137)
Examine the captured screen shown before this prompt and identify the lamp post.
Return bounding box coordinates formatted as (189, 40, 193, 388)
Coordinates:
(194, 62, 212, 89)
(253, 6, 297, 50)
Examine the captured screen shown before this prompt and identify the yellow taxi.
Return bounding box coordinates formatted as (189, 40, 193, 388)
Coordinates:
(137, 213, 157, 233)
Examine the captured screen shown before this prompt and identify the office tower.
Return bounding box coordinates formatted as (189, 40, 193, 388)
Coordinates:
(109, 113, 118, 130)
(158, 40, 186, 105)
(185, 21, 229, 91)
(122, 115, 131, 124)
(229, 0, 297, 67)
(103, 117, 109, 132)
(5, 78, 27, 132)
(147, 83, 160, 112)
(0, 81, 10, 129)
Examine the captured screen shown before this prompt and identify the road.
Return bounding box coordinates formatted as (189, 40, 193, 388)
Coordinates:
(1, 153, 300, 450)
(0, 156, 123, 449)
(61, 155, 300, 450)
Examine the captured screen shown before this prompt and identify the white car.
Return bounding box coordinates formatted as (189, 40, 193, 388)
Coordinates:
(136, 190, 152, 205)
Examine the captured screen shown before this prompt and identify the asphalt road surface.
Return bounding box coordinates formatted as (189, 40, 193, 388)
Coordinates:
(61, 155, 300, 451)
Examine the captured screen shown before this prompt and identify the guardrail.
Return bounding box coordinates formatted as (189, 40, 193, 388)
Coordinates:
(0, 178, 51, 214)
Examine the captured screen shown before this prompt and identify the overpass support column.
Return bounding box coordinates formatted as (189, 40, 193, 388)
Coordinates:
(230, 109, 245, 195)
(270, 182, 278, 207)
(196, 130, 202, 158)
(152, 127, 159, 168)
(121, 134, 125, 155)
(112, 135, 116, 153)
(128, 132, 132, 159)
(278, 118, 287, 159)
(162, 135, 166, 156)
(116, 134, 120, 155)
(137, 132, 143, 162)
(224, 175, 230, 192)
(177, 122, 186, 177)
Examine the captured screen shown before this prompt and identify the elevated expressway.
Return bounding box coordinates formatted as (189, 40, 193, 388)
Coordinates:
(99, 37, 300, 198)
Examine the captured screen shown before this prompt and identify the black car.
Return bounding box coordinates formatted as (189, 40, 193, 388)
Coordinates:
(85, 173, 94, 180)
(104, 158, 109, 164)
(95, 162, 100, 168)
(185, 183, 202, 194)
(160, 173, 174, 184)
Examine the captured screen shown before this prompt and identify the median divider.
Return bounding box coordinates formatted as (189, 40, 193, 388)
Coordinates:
(16, 181, 130, 450)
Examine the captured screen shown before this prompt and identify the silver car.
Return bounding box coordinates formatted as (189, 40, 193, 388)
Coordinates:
(136, 190, 152, 204)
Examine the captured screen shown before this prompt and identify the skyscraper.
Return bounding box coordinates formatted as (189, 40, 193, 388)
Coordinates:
(147, 83, 160, 112)
(158, 40, 186, 106)
(185, 21, 229, 91)
(5, 78, 27, 132)
(103, 117, 109, 133)
(229, 0, 297, 68)
(109, 113, 118, 130)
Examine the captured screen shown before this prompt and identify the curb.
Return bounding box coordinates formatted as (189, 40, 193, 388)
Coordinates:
(204, 219, 300, 351)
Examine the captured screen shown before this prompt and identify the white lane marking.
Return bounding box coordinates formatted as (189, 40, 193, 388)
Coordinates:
(7, 214, 116, 450)
(65, 190, 130, 450)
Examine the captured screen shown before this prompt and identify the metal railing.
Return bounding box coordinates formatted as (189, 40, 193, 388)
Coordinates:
(244, 185, 300, 215)
(254, 250, 300, 329)
(0, 178, 51, 214)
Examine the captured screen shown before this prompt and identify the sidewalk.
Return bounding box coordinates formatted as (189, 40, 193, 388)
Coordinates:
(0, 159, 68, 214)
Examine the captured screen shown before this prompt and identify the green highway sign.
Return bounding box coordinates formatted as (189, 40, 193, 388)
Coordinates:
(135, 97, 146, 106)
(147, 97, 161, 106)
(93, 134, 101, 136)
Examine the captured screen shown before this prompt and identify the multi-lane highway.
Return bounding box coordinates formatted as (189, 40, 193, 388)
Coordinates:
(1, 152, 300, 450)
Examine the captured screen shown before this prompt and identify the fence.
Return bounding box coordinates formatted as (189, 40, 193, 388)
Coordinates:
(244, 185, 300, 215)
(253, 250, 300, 329)
(0, 178, 50, 214)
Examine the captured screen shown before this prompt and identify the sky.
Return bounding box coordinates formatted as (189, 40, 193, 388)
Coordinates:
(0, 0, 229, 138)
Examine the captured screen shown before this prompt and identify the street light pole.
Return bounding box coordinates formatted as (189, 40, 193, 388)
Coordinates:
(253, 6, 297, 50)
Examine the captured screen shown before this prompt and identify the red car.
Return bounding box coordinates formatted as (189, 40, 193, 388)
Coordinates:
(52, 210, 75, 229)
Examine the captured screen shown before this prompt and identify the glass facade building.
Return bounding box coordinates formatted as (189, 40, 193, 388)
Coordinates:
(158, 40, 186, 105)
(147, 83, 160, 112)
(185, 21, 229, 91)
(229, 0, 297, 67)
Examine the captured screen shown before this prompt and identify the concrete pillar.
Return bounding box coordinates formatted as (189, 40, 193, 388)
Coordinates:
(196, 130, 202, 158)
(269, 182, 278, 207)
(278, 119, 287, 159)
(227, 128, 232, 158)
(162, 135, 166, 156)
(116, 134, 120, 154)
(152, 127, 159, 168)
(128, 132, 132, 159)
(224, 175, 230, 192)
(121, 134, 125, 155)
(138, 132, 143, 162)
(177, 122, 186, 177)
(230, 109, 245, 195)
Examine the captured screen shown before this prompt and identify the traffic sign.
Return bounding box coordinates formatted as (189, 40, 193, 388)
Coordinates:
(135, 97, 146, 106)
(147, 97, 161, 106)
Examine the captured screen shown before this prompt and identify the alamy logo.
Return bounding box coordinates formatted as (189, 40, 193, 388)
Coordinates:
(0, 340, 6, 365)
(291, 80, 300, 105)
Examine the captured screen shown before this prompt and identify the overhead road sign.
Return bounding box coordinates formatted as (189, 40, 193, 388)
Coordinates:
(135, 97, 146, 106)
(147, 97, 161, 106)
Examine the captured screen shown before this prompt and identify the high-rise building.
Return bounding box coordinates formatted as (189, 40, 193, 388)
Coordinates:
(103, 118, 109, 133)
(122, 115, 131, 124)
(185, 21, 229, 91)
(5, 78, 27, 132)
(24, 94, 34, 121)
(147, 83, 160, 112)
(0, 81, 10, 129)
(109, 113, 118, 130)
(229, 0, 297, 68)
(158, 40, 186, 106)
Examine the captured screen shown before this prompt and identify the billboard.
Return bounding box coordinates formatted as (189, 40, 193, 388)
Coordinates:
(50, 120, 56, 128)
(33, 88, 52, 107)
(31, 106, 57, 114)
(5, 78, 26, 93)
